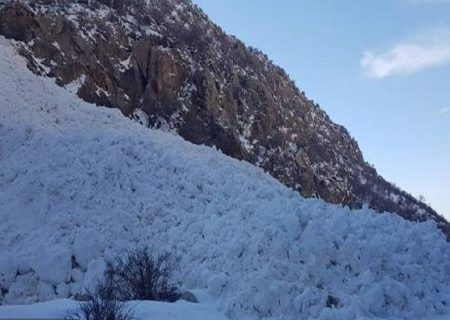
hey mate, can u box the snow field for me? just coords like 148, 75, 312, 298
0, 293, 228, 320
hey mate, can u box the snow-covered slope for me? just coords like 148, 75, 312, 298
0, 36, 450, 320
1, 1, 445, 231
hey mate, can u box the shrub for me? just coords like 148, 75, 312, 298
67, 278, 134, 320
106, 247, 180, 302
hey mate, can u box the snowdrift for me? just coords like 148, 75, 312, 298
0, 37, 449, 320
0, 295, 228, 320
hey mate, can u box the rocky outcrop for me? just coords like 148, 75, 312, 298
0, 0, 448, 237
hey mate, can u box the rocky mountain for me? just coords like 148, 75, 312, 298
0, 0, 448, 236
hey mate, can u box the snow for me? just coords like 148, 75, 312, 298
118, 55, 132, 71
65, 74, 86, 95
0, 36, 450, 320
0, 293, 228, 320
31, 56, 51, 75
95, 86, 110, 98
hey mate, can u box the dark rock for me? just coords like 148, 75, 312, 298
73, 293, 90, 301
326, 295, 340, 308
179, 291, 198, 303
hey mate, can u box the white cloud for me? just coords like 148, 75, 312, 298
437, 107, 450, 115
407, 0, 450, 3
361, 29, 450, 78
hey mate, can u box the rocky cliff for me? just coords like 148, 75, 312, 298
0, 0, 448, 236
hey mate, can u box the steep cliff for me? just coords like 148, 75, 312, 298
0, 0, 448, 236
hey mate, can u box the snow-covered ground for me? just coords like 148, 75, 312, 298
0, 291, 227, 320
0, 36, 450, 320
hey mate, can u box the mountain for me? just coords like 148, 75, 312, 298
1, 35, 450, 320
0, 0, 448, 237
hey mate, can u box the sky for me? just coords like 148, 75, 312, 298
193, 0, 450, 220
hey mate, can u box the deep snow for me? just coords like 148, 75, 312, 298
0, 291, 228, 320
0, 36, 450, 320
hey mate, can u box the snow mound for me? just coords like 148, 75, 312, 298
0, 37, 449, 320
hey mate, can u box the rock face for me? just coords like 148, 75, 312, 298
0, 0, 448, 236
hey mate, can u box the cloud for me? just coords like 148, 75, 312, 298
437, 107, 450, 115
407, 0, 450, 3
361, 29, 450, 78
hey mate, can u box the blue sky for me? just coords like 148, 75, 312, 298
193, 0, 450, 219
